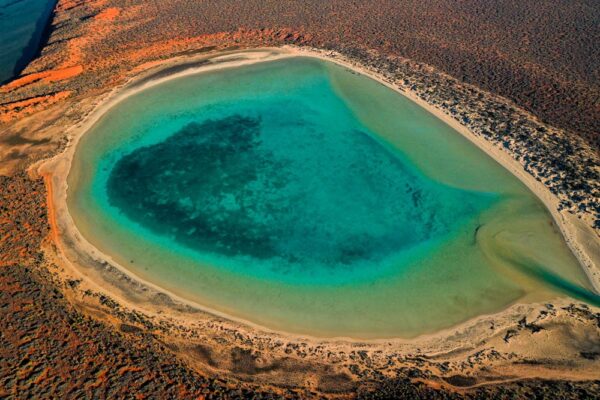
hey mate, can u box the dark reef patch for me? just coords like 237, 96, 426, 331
106, 113, 483, 271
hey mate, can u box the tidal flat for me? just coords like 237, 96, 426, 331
62, 53, 598, 339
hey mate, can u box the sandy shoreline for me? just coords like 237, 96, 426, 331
36, 46, 600, 348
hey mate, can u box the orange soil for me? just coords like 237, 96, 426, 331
0, 0, 307, 123
121, 28, 309, 68
0, 91, 71, 123
41, 173, 60, 245
56, 0, 107, 12
1, 66, 83, 93
96, 7, 120, 21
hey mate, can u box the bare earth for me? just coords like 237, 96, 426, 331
1, 0, 599, 398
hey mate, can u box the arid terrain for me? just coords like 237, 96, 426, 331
0, 0, 599, 398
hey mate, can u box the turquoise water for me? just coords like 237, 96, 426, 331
104, 82, 493, 284
0, 0, 55, 84
68, 57, 598, 338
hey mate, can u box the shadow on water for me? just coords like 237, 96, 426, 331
475, 224, 600, 306
521, 262, 600, 307
0, 0, 57, 85
499, 249, 600, 307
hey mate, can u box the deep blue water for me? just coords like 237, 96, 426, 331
0, 0, 56, 84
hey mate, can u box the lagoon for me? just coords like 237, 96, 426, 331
67, 56, 596, 338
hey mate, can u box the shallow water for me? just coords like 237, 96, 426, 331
68, 57, 596, 338
0, 0, 55, 84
